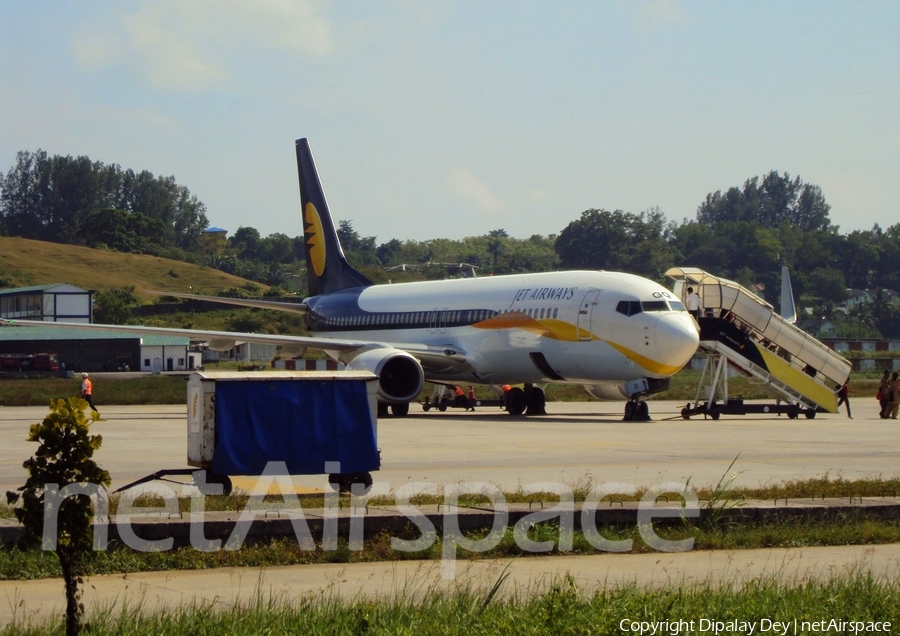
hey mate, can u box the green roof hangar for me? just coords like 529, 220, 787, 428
0, 325, 196, 374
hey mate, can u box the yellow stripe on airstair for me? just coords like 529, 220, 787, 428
757, 346, 839, 413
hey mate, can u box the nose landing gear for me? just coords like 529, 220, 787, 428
623, 399, 650, 422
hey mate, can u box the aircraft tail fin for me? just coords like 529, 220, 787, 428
295, 138, 373, 296
780, 265, 797, 324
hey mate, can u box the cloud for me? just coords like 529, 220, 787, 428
528, 188, 552, 203
446, 168, 506, 214
641, 0, 686, 25
71, 0, 335, 91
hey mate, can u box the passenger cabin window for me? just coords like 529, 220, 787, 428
615, 300, 643, 316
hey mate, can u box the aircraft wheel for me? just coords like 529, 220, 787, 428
391, 402, 410, 417
505, 387, 526, 415
624, 401, 636, 421
377, 402, 390, 418
637, 401, 650, 420
526, 386, 547, 415
805, 409, 816, 419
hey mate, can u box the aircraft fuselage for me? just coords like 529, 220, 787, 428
305, 270, 698, 386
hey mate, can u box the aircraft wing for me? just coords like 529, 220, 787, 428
146, 290, 308, 315
1, 319, 472, 373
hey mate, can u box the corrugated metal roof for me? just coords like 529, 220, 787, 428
0, 325, 188, 345
0, 283, 89, 296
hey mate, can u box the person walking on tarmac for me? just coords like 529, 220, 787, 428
889, 372, 900, 420
836, 378, 852, 419
80, 372, 99, 416
879, 369, 890, 418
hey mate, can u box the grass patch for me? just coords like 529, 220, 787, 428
0, 375, 187, 407
3, 516, 900, 581
0, 369, 884, 407
2, 569, 899, 635
2, 499, 899, 581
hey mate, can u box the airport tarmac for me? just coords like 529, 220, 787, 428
2, 398, 899, 627
1, 398, 897, 495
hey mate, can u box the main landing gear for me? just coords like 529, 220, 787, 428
418, 383, 547, 416
623, 399, 650, 422
378, 402, 411, 417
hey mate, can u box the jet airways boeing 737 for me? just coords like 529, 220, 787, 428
5, 138, 699, 421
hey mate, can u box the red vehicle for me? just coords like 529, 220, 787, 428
0, 352, 60, 375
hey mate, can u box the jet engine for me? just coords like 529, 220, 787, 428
583, 377, 671, 401
345, 347, 425, 404
583, 383, 630, 401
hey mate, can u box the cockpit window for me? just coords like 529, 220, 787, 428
669, 300, 686, 311
641, 301, 670, 312
616, 300, 643, 317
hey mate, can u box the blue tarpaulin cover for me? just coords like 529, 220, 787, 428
210, 379, 378, 475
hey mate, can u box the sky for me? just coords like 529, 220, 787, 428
1, 1, 897, 243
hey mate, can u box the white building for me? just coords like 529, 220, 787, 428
0, 283, 93, 322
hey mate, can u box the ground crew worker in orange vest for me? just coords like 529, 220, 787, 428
80, 372, 99, 416
453, 385, 474, 411
500, 384, 512, 409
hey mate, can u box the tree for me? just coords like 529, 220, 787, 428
6, 399, 110, 636
555, 209, 634, 271
697, 171, 831, 232
93, 286, 139, 324
0, 150, 208, 250
847, 302, 876, 338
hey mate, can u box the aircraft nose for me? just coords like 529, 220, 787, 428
654, 314, 700, 371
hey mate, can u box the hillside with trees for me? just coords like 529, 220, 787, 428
2, 151, 899, 338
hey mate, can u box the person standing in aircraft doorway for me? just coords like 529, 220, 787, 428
686, 287, 702, 321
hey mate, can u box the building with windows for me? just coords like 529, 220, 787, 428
202, 227, 228, 254
0, 284, 93, 322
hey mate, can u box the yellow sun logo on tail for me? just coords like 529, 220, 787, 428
305, 202, 326, 276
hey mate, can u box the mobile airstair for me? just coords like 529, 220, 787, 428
666, 267, 851, 419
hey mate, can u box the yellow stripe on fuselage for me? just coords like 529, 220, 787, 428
473, 317, 681, 377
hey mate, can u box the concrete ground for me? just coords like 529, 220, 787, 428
1, 398, 896, 495
1, 397, 898, 627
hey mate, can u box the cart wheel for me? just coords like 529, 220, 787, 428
805, 410, 816, 419
711, 412, 720, 420
200, 472, 233, 497
328, 472, 373, 494
681, 407, 691, 419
